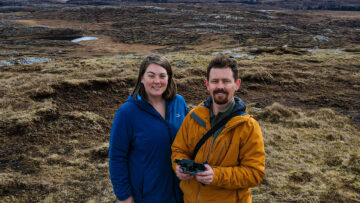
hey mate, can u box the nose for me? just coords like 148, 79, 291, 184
217, 81, 225, 89
154, 76, 161, 83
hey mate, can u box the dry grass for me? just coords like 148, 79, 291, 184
248, 103, 360, 202
1, 49, 360, 202
1, 4, 360, 202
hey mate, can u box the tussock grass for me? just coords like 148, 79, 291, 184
249, 103, 360, 202
249, 47, 309, 56
344, 47, 360, 52
1, 51, 360, 202
240, 67, 274, 84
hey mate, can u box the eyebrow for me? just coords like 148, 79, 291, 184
210, 78, 232, 81
146, 71, 167, 75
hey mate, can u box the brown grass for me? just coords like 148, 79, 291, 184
1, 51, 359, 202
1, 4, 360, 202
249, 103, 360, 202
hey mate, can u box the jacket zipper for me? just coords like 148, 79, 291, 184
141, 101, 179, 203
196, 185, 202, 203
196, 122, 244, 202
214, 141, 226, 164
205, 136, 213, 162
163, 118, 180, 203
164, 119, 173, 143
197, 136, 213, 203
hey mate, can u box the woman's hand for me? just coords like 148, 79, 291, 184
118, 196, 134, 203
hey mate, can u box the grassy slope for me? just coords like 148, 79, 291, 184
1, 50, 359, 202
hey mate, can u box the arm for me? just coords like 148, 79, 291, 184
209, 119, 265, 189
109, 108, 133, 201
171, 114, 195, 175
117, 196, 134, 203
183, 97, 189, 115
171, 114, 193, 169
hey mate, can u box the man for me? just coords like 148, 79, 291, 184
171, 55, 265, 203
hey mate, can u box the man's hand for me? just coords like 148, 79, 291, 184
118, 196, 134, 203
195, 164, 214, 185
176, 165, 194, 180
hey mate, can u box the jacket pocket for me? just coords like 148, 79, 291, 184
236, 188, 251, 203
141, 171, 157, 198
180, 180, 197, 203
129, 168, 144, 200
201, 185, 237, 202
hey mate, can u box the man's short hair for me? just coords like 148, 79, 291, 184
206, 55, 238, 81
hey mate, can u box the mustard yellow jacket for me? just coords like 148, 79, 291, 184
171, 97, 265, 203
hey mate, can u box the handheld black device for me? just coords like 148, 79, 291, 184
174, 159, 206, 175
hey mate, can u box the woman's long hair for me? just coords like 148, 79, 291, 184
132, 54, 177, 101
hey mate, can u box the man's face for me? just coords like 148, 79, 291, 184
205, 67, 241, 106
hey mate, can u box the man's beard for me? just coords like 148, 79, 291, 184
213, 89, 229, 105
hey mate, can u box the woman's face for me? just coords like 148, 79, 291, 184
141, 63, 169, 99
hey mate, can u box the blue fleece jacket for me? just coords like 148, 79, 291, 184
109, 94, 188, 203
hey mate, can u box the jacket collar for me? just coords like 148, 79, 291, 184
127, 94, 174, 120
127, 94, 162, 118
202, 96, 247, 113
191, 96, 248, 129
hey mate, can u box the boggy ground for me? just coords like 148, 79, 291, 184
1, 3, 360, 203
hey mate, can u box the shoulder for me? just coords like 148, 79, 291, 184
229, 114, 260, 128
115, 100, 139, 118
185, 104, 209, 125
172, 94, 186, 103
236, 115, 261, 133
118, 100, 135, 111
247, 116, 261, 128
191, 101, 209, 116
168, 94, 188, 110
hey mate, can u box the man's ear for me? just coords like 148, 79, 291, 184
235, 79, 241, 90
204, 79, 210, 91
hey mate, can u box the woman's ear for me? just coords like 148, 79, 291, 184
141, 76, 144, 84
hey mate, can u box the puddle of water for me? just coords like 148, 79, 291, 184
211, 49, 258, 60
212, 50, 233, 55
116, 54, 142, 59
71, 36, 99, 43
0, 57, 52, 67
230, 53, 257, 59
18, 57, 52, 65
0, 60, 13, 67
303, 47, 344, 54
312, 35, 329, 42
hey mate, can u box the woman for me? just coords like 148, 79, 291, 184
109, 55, 188, 203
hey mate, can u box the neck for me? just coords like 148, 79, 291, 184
147, 95, 166, 119
212, 100, 231, 116
147, 95, 165, 106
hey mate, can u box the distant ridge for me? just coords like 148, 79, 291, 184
0, 0, 360, 11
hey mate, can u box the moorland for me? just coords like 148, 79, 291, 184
0, 1, 360, 202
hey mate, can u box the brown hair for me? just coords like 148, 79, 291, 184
206, 55, 238, 81
132, 54, 177, 101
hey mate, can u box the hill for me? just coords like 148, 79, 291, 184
1, 0, 360, 10
1, 3, 360, 202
